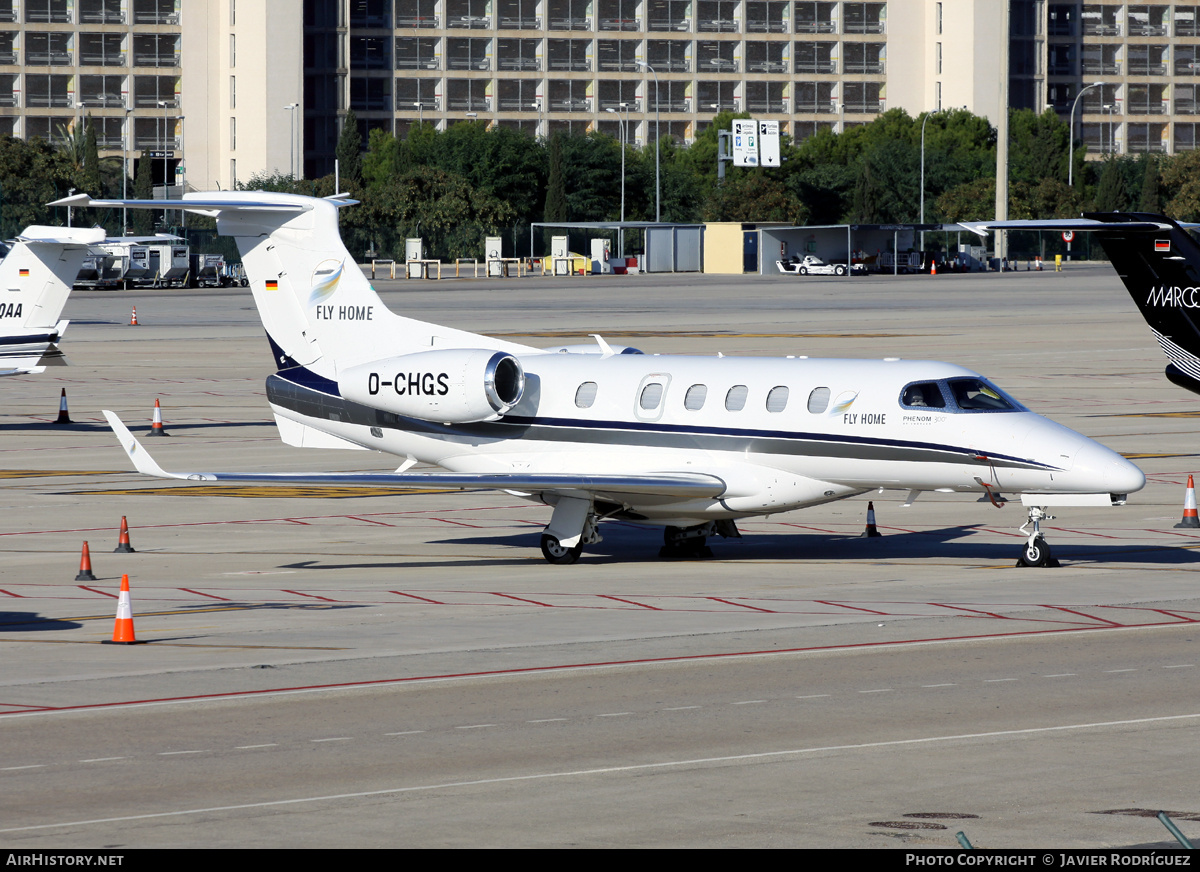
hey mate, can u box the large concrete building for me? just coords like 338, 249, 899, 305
0, 1, 1197, 193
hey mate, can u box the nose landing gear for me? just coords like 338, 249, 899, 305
1017, 505, 1060, 568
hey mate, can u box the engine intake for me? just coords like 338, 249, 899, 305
340, 349, 524, 423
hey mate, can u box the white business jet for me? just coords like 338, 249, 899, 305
0, 225, 105, 376
54, 192, 1144, 566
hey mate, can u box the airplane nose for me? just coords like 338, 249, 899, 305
1072, 441, 1146, 496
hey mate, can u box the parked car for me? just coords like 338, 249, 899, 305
776, 255, 864, 276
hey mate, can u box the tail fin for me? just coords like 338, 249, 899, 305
962, 213, 1200, 396
1079, 213, 1200, 396
49, 192, 534, 380
0, 225, 104, 340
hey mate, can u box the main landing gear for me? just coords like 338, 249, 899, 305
1017, 505, 1060, 568
540, 533, 584, 565
659, 520, 741, 560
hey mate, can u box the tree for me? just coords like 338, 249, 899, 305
335, 109, 362, 187
1162, 150, 1200, 221
543, 132, 567, 222
130, 151, 155, 234
1093, 158, 1129, 212
704, 172, 806, 224
1138, 156, 1161, 213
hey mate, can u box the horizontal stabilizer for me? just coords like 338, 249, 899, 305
13, 225, 106, 245
960, 218, 1173, 237
103, 411, 727, 498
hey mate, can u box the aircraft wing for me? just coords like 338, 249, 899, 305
959, 218, 1174, 237
102, 412, 727, 498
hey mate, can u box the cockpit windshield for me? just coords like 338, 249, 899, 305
900, 378, 1024, 413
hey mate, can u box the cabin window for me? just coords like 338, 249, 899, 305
725, 385, 748, 411
640, 382, 664, 410
684, 384, 707, 410
807, 387, 830, 413
766, 386, 789, 413
900, 381, 946, 409
575, 381, 597, 408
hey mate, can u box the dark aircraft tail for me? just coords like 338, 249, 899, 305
964, 213, 1200, 396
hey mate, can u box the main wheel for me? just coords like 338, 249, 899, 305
540, 533, 582, 565
1019, 538, 1052, 567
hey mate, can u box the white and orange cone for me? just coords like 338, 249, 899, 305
114, 516, 135, 553
1176, 475, 1200, 529
930, 259, 937, 276
106, 574, 138, 645
860, 501, 883, 538
54, 388, 71, 425
129, 306, 139, 326
74, 541, 96, 581
147, 398, 168, 437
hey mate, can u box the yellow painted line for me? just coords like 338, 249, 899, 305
1104, 411, 1200, 419
67, 486, 456, 499
1123, 453, 1200, 459
0, 638, 349, 649
492, 330, 932, 340
0, 470, 123, 479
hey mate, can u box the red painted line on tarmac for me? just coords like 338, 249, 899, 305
179, 588, 230, 601
598, 595, 661, 610
78, 585, 116, 599
9, 619, 1197, 718
389, 591, 446, 604
433, 518, 486, 528
778, 523, 842, 534
1038, 605, 1123, 627
932, 603, 1021, 620
0, 589, 24, 598
1099, 605, 1200, 622
348, 516, 395, 527
705, 597, 776, 613
281, 590, 342, 602
490, 592, 552, 607
813, 600, 890, 615
282, 519, 311, 525
1053, 527, 1122, 540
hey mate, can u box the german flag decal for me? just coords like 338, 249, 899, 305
18, 268, 28, 276
265, 280, 278, 290
1156, 239, 1171, 252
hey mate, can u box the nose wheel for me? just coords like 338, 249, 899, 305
1017, 506, 1060, 568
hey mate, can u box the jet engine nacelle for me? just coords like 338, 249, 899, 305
340, 349, 525, 423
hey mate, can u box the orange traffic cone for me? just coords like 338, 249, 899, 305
114, 516, 136, 553
105, 574, 138, 645
129, 306, 139, 326
74, 541, 96, 581
930, 260, 937, 276
1176, 475, 1200, 529
54, 388, 71, 425
147, 398, 168, 437
860, 501, 883, 538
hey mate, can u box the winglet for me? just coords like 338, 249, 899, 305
102, 410, 185, 480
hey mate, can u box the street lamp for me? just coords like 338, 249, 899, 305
1068, 82, 1103, 188
635, 60, 660, 222
122, 106, 132, 235
157, 99, 171, 228
1104, 104, 1114, 154
919, 110, 940, 251
284, 102, 299, 178
413, 100, 423, 127
606, 102, 629, 257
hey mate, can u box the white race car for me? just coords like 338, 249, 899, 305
776, 255, 862, 276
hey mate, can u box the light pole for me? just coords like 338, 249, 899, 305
635, 60, 660, 222
284, 102, 298, 178
606, 102, 629, 257
413, 100, 423, 128
122, 106, 132, 235
157, 99, 170, 229
1068, 82, 1103, 188
919, 110, 939, 251
1104, 103, 1114, 154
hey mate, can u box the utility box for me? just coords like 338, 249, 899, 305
406, 238, 425, 278
590, 238, 612, 274
485, 236, 503, 277
551, 235, 570, 275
